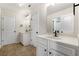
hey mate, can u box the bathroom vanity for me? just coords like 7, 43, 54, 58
20, 32, 31, 46
36, 34, 79, 56
35, 5, 79, 56
35, 12, 79, 56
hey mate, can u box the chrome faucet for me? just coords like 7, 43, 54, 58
54, 30, 58, 37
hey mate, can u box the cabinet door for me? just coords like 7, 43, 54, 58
22, 32, 31, 46
36, 45, 48, 56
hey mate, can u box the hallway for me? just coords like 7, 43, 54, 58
0, 43, 36, 56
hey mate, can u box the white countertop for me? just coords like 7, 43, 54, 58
37, 34, 79, 47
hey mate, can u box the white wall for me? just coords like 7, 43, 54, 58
62, 14, 74, 35
15, 9, 31, 43
15, 9, 31, 33
47, 7, 74, 36
48, 7, 73, 17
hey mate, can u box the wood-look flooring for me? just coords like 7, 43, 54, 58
0, 43, 36, 56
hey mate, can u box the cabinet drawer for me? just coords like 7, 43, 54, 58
37, 37, 48, 46
49, 41, 75, 56
49, 49, 65, 56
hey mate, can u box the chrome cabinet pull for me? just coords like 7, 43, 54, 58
49, 52, 52, 54
44, 49, 47, 52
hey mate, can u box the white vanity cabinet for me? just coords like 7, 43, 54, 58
36, 43, 48, 56
36, 37, 48, 56
20, 32, 31, 46
48, 39, 76, 56
48, 49, 65, 56
36, 37, 64, 56
36, 36, 76, 56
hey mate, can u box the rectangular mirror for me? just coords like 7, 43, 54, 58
47, 3, 74, 36
52, 14, 74, 35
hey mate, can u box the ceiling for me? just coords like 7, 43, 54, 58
0, 3, 31, 10
47, 3, 73, 15
0, 3, 73, 15
0, 3, 44, 11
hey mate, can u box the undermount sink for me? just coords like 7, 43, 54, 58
46, 35, 53, 38
45, 35, 61, 39
53, 36, 61, 39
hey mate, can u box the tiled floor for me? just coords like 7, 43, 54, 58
0, 43, 36, 56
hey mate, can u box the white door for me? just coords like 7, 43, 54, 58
2, 16, 16, 46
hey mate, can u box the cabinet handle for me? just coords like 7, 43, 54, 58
44, 49, 47, 52
49, 52, 52, 54
14, 30, 16, 32
36, 32, 38, 34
